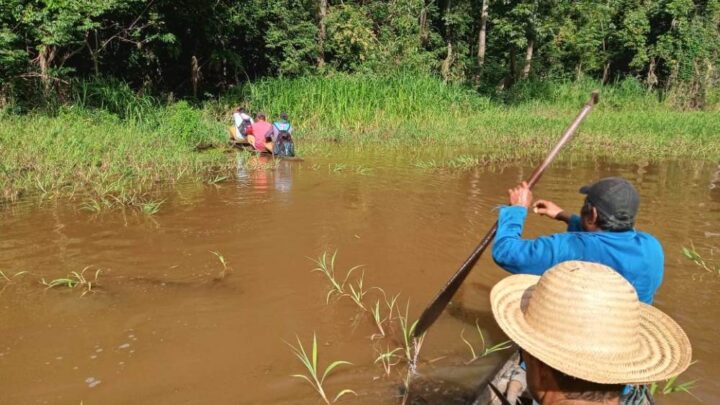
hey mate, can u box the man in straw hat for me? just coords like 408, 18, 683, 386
492, 177, 663, 304
479, 261, 691, 405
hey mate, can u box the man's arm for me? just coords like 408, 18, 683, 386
533, 199, 584, 232
492, 206, 561, 274
493, 182, 583, 274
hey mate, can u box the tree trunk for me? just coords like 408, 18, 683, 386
646, 58, 658, 89
441, 0, 453, 81
477, 0, 489, 67
441, 42, 453, 82
38, 45, 57, 96
191, 55, 201, 98
602, 62, 611, 84
89, 30, 100, 76
317, 0, 327, 68
510, 51, 516, 81
419, 0, 430, 45
521, 39, 534, 79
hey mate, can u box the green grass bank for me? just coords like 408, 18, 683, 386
1, 73, 719, 207
231, 74, 720, 160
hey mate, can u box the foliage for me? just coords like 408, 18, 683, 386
460, 319, 512, 364
285, 333, 357, 404
1, 0, 719, 108
2, 73, 720, 208
0, 104, 230, 207
41, 266, 102, 296
649, 375, 697, 397
682, 243, 718, 274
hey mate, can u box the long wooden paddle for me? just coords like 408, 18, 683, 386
412, 90, 600, 339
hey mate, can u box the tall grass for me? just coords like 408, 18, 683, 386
0, 104, 230, 206
219, 72, 720, 160
2, 73, 719, 207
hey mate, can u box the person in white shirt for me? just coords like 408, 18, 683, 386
229, 107, 254, 143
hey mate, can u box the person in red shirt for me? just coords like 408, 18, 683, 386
248, 112, 273, 153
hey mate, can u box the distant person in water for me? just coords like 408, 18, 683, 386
249, 112, 274, 153
272, 112, 295, 157
492, 176, 663, 304
229, 107, 254, 143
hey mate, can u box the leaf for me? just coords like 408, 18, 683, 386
321, 360, 352, 383
312, 333, 318, 375
333, 389, 357, 402
460, 329, 477, 360
291, 374, 315, 387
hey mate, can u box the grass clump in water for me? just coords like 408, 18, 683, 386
210, 250, 232, 280
0, 105, 231, 209
285, 333, 357, 404
41, 266, 102, 295
460, 319, 512, 365
649, 374, 697, 398
682, 243, 718, 274
0, 270, 29, 284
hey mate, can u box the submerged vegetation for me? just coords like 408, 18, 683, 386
299, 250, 699, 402
286, 333, 357, 404
650, 369, 698, 399
298, 251, 508, 402
41, 267, 102, 295
460, 320, 512, 365
0, 101, 231, 207
683, 243, 719, 274
211, 251, 232, 280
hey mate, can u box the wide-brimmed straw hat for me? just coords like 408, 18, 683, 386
490, 261, 692, 384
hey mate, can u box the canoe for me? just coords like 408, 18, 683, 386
230, 141, 304, 161
471, 351, 533, 405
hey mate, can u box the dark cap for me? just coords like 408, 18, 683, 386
280, 112, 288, 120
579, 177, 639, 223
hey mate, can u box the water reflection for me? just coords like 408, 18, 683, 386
235, 154, 294, 195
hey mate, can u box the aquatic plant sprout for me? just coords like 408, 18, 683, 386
397, 301, 425, 368
310, 251, 363, 304
41, 267, 101, 296
141, 200, 165, 215
345, 271, 370, 311
460, 319, 512, 364
285, 333, 357, 404
682, 243, 718, 274
0, 270, 28, 283
210, 251, 231, 280
649, 372, 697, 399
374, 345, 403, 377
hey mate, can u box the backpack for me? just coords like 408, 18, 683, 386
239, 119, 252, 136
273, 122, 295, 157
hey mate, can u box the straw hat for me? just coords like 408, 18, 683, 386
490, 261, 692, 384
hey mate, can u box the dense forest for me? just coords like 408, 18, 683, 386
1, 0, 719, 109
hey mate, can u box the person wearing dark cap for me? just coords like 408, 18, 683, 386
492, 177, 663, 304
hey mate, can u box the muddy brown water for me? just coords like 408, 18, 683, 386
0, 152, 718, 404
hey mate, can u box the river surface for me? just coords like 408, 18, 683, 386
0, 151, 718, 404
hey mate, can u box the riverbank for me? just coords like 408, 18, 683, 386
2, 74, 719, 208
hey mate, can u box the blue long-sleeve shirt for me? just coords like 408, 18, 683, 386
492, 206, 663, 304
